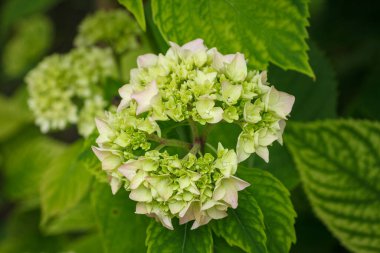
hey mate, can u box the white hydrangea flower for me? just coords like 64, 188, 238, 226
92, 39, 295, 229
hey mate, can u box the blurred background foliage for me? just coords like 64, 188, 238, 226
0, 0, 379, 252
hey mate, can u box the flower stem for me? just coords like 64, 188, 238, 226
188, 119, 199, 143
148, 134, 192, 150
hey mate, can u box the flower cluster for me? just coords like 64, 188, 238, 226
92, 39, 294, 229
118, 39, 295, 162
26, 47, 117, 136
74, 10, 142, 54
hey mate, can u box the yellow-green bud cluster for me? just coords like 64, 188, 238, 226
93, 39, 294, 229
26, 47, 117, 136
74, 10, 142, 54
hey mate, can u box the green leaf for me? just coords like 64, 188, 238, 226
213, 235, 245, 253
286, 120, 380, 253
118, 0, 146, 31
146, 219, 213, 253
1, 130, 65, 202
151, 0, 314, 77
0, 209, 65, 253
92, 183, 149, 253
238, 167, 297, 253
244, 142, 299, 190
42, 199, 96, 235
269, 43, 337, 121
211, 167, 296, 253
211, 190, 267, 253
64, 234, 103, 253
40, 141, 92, 226
0, 92, 32, 142
0, 0, 61, 39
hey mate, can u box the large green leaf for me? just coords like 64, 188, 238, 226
245, 142, 299, 191
146, 220, 213, 253
0, 92, 32, 142
92, 183, 149, 253
1, 130, 65, 202
0, 209, 65, 253
40, 141, 92, 226
211, 190, 267, 253
64, 234, 103, 253
211, 167, 296, 253
238, 167, 297, 253
151, 0, 314, 78
0, 0, 60, 39
269, 43, 337, 121
42, 199, 96, 235
248, 43, 337, 189
118, 0, 146, 30
286, 120, 380, 253
213, 235, 245, 253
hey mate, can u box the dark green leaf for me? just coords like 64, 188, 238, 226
213, 234, 245, 253
0, 209, 65, 253
151, 0, 314, 77
0, 92, 32, 142
269, 43, 337, 121
146, 219, 213, 253
0, 0, 60, 39
40, 141, 92, 226
118, 0, 146, 30
211, 190, 267, 253
1, 129, 65, 202
42, 199, 96, 235
92, 183, 149, 253
238, 167, 297, 253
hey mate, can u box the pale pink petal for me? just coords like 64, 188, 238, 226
160, 215, 174, 230
201, 200, 217, 211
181, 39, 206, 51
135, 202, 148, 214
231, 176, 251, 191
206, 208, 228, 219
110, 176, 121, 195
129, 185, 152, 202
191, 216, 211, 230
137, 54, 158, 68
277, 120, 286, 145
212, 184, 226, 201
95, 118, 112, 136
223, 189, 238, 209
131, 80, 159, 115
223, 54, 235, 63
91, 146, 107, 161
208, 107, 224, 124
256, 146, 269, 163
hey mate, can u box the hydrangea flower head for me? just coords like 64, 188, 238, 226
26, 47, 117, 136
93, 39, 295, 229
75, 10, 142, 54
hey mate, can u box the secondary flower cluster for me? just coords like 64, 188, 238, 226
93, 39, 295, 229
26, 10, 143, 137
26, 47, 116, 136
74, 10, 142, 54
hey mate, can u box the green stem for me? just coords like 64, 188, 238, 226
189, 142, 201, 155
148, 134, 192, 150
205, 142, 218, 155
188, 119, 199, 143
